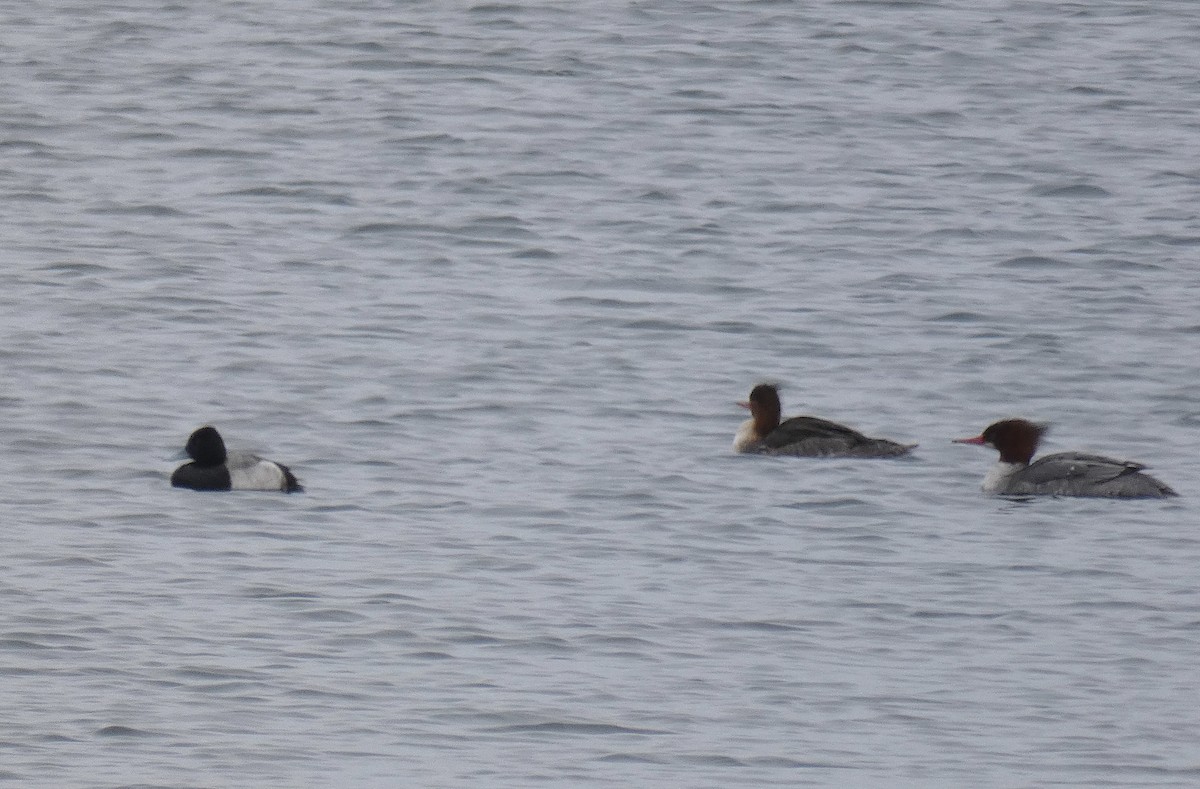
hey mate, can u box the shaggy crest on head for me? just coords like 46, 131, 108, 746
979, 418, 1046, 465
743, 383, 784, 436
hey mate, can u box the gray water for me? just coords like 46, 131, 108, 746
3, 1, 1199, 786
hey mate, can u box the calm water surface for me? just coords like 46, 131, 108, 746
2, 1, 1200, 786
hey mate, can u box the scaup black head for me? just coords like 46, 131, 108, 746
185, 426, 227, 467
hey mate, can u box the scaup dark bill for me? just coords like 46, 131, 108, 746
171, 426, 302, 493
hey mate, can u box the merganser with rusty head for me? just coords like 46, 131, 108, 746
733, 383, 916, 458
953, 418, 1176, 498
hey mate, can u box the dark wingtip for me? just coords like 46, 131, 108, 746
281, 464, 303, 493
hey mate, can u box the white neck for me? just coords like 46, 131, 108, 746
733, 418, 759, 453
982, 461, 1024, 493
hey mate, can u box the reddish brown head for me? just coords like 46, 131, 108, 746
953, 418, 1045, 465
738, 383, 783, 438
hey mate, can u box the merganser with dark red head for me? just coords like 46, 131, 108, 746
953, 418, 1176, 498
733, 383, 916, 458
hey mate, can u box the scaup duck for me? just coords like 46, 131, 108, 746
171, 426, 302, 493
